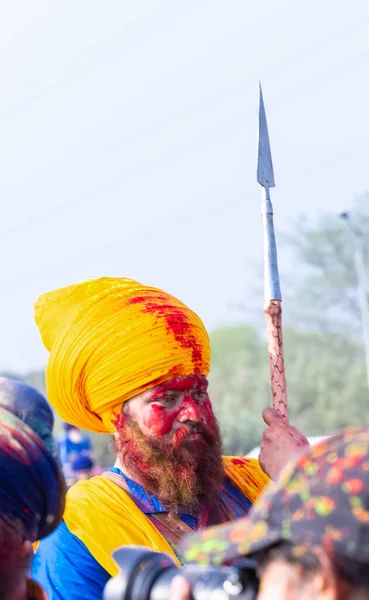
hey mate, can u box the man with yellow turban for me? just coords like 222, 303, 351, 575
31, 277, 309, 599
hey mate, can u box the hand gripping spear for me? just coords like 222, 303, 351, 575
257, 83, 288, 421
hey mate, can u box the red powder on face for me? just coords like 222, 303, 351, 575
143, 377, 216, 440
143, 403, 177, 436
198, 397, 215, 429
127, 293, 204, 370
112, 412, 125, 430
179, 397, 203, 422
149, 375, 206, 397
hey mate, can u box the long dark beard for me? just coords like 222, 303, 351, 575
113, 415, 224, 512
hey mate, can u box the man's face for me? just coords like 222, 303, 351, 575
170, 556, 348, 600
67, 427, 82, 444
257, 558, 337, 600
0, 519, 32, 599
125, 374, 215, 444
113, 375, 223, 509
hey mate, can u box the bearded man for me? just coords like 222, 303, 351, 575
31, 277, 308, 599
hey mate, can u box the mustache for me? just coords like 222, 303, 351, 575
172, 422, 216, 445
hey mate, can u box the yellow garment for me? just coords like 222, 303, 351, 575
34, 277, 210, 433
63, 457, 269, 576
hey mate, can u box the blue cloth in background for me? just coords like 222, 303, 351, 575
57, 433, 92, 467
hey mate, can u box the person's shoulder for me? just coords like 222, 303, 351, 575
223, 455, 266, 472
223, 456, 270, 504
66, 474, 112, 502
32, 521, 110, 599
65, 474, 132, 523
33, 520, 85, 558
32, 521, 89, 584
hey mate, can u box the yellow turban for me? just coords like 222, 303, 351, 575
34, 277, 210, 433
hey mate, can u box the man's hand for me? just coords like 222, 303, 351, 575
170, 575, 192, 600
259, 407, 310, 481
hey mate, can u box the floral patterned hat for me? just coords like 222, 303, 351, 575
180, 426, 369, 566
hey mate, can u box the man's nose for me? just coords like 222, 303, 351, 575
177, 397, 202, 422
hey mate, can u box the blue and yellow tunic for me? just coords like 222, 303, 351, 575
32, 457, 268, 600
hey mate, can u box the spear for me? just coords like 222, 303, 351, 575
257, 83, 288, 421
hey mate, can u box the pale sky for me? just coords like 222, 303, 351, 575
0, 0, 368, 372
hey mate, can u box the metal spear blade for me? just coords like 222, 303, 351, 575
256, 82, 288, 420
257, 83, 275, 189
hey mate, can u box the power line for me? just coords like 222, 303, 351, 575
2, 46, 369, 290
2, 13, 369, 203
0, 105, 254, 241
1, 0, 300, 116
0, 0, 200, 118
1, 42, 368, 242
268, 49, 369, 113
0, 177, 231, 291
2, 9, 367, 116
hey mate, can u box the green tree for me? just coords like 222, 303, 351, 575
283, 194, 369, 336
9, 197, 369, 461
15, 328, 369, 459
209, 325, 269, 453
209, 324, 368, 455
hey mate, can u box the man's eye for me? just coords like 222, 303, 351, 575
162, 396, 177, 405
194, 391, 208, 401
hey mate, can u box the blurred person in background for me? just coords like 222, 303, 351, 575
32, 277, 308, 599
57, 422, 93, 473
62, 463, 76, 489
172, 425, 369, 600
0, 377, 58, 462
0, 407, 65, 600
72, 455, 95, 481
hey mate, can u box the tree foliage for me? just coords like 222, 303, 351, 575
209, 325, 368, 454
283, 194, 369, 335
4, 195, 369, 460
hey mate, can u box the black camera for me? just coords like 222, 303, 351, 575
103, 546, 259, 600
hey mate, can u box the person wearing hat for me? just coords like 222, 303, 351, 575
0, 376, 58, 462
172, 425, 369, 600
31, 276, 308, 599
0, 407, 65, 600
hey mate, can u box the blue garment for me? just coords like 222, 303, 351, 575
32, 469, 252, 600
57, 434, 92, 467
32, 522, 110, 599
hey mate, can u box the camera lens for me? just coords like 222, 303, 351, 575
104, 546, 258, 600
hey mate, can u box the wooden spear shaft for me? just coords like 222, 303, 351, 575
257, 84, 288, 421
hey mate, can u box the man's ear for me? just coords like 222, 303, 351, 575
112, 407, 127, 432
21, 540, 33, 558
